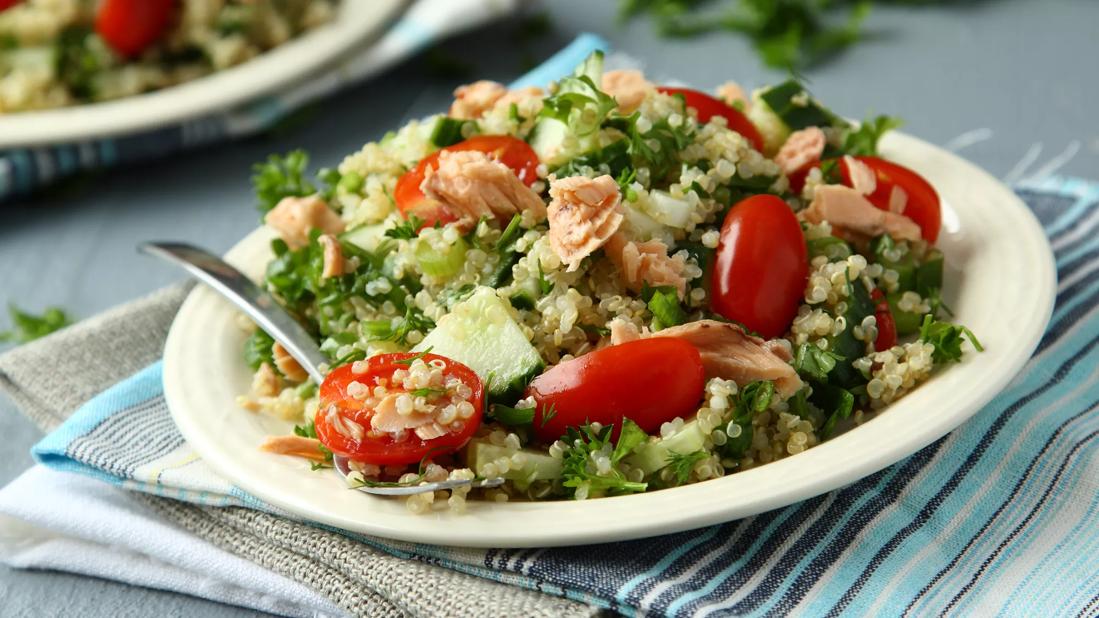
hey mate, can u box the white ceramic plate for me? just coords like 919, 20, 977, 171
162, 131, 1055, 548
0, 0, 407, 148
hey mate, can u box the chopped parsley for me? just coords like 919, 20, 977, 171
0, 305, 73, 344
394, 347, 433, 366
560, 420, 649, 498
252, 150, 316, 214
495, 214, 523, 251
919, 315, 983, 364
243, 329, 276, 371
839, 114, 904, 157
385, 215, 425, 240
793, 343, 842, 382
490, 403, 536, 426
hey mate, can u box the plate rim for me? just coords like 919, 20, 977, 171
162, 130, 1056, 548
0, 0, 408, 148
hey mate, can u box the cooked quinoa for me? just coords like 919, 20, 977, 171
246, 53, 982, 512
0, 0, 334, 112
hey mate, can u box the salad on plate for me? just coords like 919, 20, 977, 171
238, 52, 982, 513
0, 0, 335, 112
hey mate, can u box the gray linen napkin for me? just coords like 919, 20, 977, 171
0, 284, 594, 618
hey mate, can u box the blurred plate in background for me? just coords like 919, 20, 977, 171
0, 0, 407, 148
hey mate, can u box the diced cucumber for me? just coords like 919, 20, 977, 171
807, 236, 853, 261
415, 236, 468, 277
465, 440, 562, 485
621, 203, 673, 245
871, 234, 918, 292
887, 292, 924, 336
916, 249, 944, 297
643, 190, 693, 229
413, 286, 543, 401
341, 224, 387, 252
747, 90, 792, 156
624, 419, 708, 475
529, 117, 572, 167
758, 80, 842, 131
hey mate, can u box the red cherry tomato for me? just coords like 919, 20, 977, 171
657, 87, 764, 152
316, 353, 484, 465
710, 194, 808, 340
394, 135, 540, 229
871, 289, 897, 351
526, 338, 705, 442
0, 0, 23, 12
840, 156, 942, 244
96, 0, 175, 57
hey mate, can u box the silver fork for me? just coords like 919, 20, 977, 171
139, 241, 505, 496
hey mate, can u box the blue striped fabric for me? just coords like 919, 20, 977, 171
30, 177, 1099, 616
0, 0, 521, 203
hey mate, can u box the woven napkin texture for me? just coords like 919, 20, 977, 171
1, 177, 1097, 616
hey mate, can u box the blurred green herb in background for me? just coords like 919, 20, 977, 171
0, 305, 73, 344
619, 0, 879, 69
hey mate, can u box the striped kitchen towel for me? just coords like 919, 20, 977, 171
22, 174, 1099, 617
0, 0, 518, 203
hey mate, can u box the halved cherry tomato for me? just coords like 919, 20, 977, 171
316, 353, 484, 465
657, 87, 764, 152
710, 195, 808, 340
96, 0, 175, 57
526, 338, 705, 442
840, 155, 942, 244
394, 135, 540, 229
871, 289, 897, 351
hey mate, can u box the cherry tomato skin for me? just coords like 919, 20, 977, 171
840, 156, 942, 244
871, 289, 897, 352
526, 338, 705, 442
657, 87, 764, 152
96, 0, 175, 57
710, 195, 809, 340
394, 135, 540, 228
316, 353, 484, 465
0, 0, 22, 12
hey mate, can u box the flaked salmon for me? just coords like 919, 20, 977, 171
449, 80, 507, 119
421, 150, 546, 225
318, 233, 344, 279
654, 320, 803, 398
265, 195, 345, 250
547, 175, 624, 271
715, 81, 749, 109
272, 342, 308, 383
775, 127, 826, 177
803, 184, 921, 242
370, 393, 435, 433
602, 69, 653, 114
604, 232, 687, 298
843, 155, 877, 196
260, 435, 328, 462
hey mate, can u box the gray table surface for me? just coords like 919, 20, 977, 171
1, 1, 1096, 615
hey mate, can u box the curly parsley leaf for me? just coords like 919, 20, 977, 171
666, 449, 709, 485
385, 215, 424, 240
919, 315, 983, 364
0, 305, 73, 344
243, 329, 276, 371
840, 114, 904, 157
252, 150, 316, 214
560, 421, 648, 498
793, 343, 843, 382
